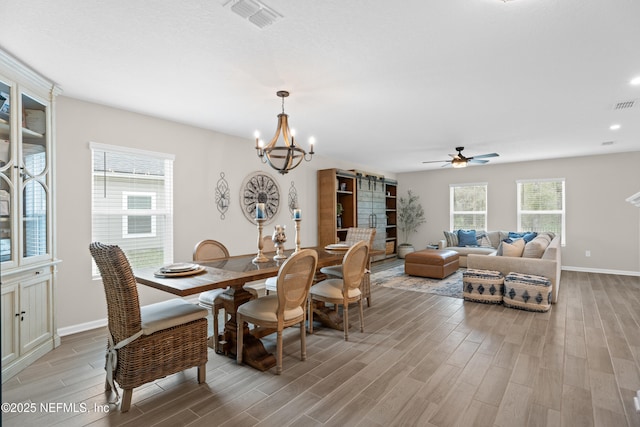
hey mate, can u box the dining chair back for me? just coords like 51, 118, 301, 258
320, 227, 376, 306
309, 240, 369, 341
193, 239, 230, 353
237, 249, 318, 374
193, 239, 229, 261
89, 242, 208, 412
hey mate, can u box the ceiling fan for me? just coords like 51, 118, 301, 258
422, 146, 499, 168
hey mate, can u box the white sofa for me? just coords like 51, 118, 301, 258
467, 235, 562, 303
439, 230, 562, 303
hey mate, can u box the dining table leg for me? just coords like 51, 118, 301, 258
216, 286, 277, 371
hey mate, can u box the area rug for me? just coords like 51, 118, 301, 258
370, 265, 463, 299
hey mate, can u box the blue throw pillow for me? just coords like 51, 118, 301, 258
509, 231, 537, 243
458, 229, 477, 247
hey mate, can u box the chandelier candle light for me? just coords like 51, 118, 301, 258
255, 90, 314, 174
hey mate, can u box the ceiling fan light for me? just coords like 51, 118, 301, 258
452, 159, 467, 168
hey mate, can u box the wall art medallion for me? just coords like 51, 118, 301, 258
240, 171, 280, 224
215, 172, 230, 220
288, 181, 299, 215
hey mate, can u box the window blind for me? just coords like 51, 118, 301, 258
517, 178, 565, 243
450, 183, 487, 230
90, 142, 174, 276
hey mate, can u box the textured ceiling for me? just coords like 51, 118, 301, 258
1, 0, 639, 172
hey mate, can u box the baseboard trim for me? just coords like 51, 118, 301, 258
57, 318, 107, 337
562, 266, 640, 277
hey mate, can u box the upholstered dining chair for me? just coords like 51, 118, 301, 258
236, 249, 318, 374
319, 227, 376, 306
89, 242, 208, 412
193, 239, 230, 352
309, 240, 369, 341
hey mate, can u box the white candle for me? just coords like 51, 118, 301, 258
256, 203, 266, 219
293, 208, 302, 220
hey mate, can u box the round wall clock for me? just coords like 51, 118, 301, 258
240, 172, 281, 224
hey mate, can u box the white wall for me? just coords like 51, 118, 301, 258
55, 96, 394, 331
398, 152, 640, 274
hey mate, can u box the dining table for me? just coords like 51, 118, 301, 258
134, 246, 351, 371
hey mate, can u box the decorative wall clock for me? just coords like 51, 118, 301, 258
240, 171, 280, 224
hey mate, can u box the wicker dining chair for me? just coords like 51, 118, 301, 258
89, 242, 208, 412
319, 227, 376, 306
193, 239, 230, 352
309, 240, 369, 341
237, 249, 318, 374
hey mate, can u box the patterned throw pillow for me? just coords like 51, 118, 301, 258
476, 231, 492, 247
443, 230, 458, 247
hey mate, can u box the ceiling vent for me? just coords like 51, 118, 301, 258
613, 99, 636, 110
220, 0, 282, 29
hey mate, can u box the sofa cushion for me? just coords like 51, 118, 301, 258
498, 238, 525, 257
522, 235, 550, 258
443, 230, 458, 247
486, 231, 502, 249
458, 229, 478, 246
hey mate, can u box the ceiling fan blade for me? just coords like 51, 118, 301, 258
470, 153, 499, 159
468, 159, 489, 164
422, 159, 450, 164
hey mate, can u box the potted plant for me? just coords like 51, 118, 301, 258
336, 202, 344, 228
397, 190, 426, 258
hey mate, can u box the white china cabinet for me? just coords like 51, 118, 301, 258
1, 49, 61, 381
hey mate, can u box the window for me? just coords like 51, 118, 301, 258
517, 178, 565, 243
122, 192, 156, 238
450, 183, 487, 230
91, 142, 174, 276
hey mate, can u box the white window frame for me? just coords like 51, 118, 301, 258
449, 182, 488, 231
517, 178, 566, 244
90, 142, 174, 277
122, 191, 157, 238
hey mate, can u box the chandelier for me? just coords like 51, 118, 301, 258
255, 90, 314, 174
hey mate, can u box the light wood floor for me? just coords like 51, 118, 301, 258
2, 266, 640, 427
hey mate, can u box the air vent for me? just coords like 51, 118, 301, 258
601, 141, 615, 146
221, 0, 282, 28
613, 100, 636, 110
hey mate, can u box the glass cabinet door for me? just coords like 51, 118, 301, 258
0, 80, 13, 263
21, 93, 48, 259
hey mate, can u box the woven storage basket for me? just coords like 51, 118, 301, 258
385, 241, 395, 255
462, 268, 504, 304
503, 272, 552, 312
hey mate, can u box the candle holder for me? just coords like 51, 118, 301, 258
294, 218, 302, 252
253, 218, 269, 263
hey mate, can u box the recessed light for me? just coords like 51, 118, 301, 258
610, 124, 621, 130
631, 76, 640, 86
